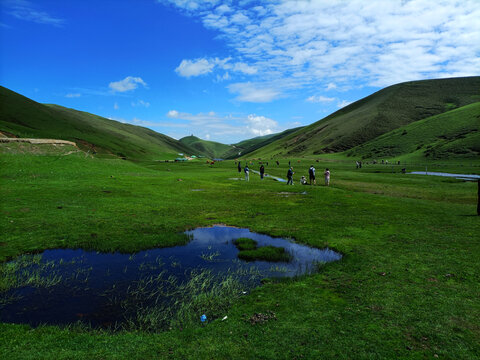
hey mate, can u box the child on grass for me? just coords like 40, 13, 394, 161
324, 168, 330, 186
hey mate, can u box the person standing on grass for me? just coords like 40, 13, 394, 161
309, 165, 316, 185
244, 165, 250, 181
324, 168, 330, 186
287, 167, 294, 185
238, 161, 241, 173
260, 164, 265, 180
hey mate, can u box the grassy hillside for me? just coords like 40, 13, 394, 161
179, 128, 304, 159
347, 102, 480, 161
179, 135, 234, 159
0, 86, 194, 160
233, 127, 303, 157
247, 77, 480, 158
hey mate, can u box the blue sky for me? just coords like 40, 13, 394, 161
1, 0, 479, 144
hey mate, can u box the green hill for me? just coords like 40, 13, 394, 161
0, 86, 194, 160
232, 127, 303, 157
247, 77, 480, 158
179, 135, 235, 159
179, 127, 303, 159
347, 102, 480, 161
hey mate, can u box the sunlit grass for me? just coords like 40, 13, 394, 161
0, 154, 479, 359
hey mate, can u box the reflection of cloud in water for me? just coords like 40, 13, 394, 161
1, 226, 341, 328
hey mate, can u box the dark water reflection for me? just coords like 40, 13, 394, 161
0, 226, 341, 328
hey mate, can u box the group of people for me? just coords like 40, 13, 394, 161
290, 165, 330, 186
238, 161, 330, 186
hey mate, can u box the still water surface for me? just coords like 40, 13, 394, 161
0, 226, 341, 327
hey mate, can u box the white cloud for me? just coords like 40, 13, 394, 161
175, 57, 259, 80
228, 82, 281, 102
68, 87, 114, 97
114, 102, 119, 110
232, 62, 257, 74
337, 100, 353, 108
216, 72, 231, 82
160, 0, 220, 12
109, 116, 189, 129
246, 114, 278, 136
215, 4, 232, 14
131, 100, 150, 108
175, 58, 216, 77
4, 0, 65, 26
306, 95, 336, 103
65, 93, 81, 98
164, 109, 283, 141
167, 110, 222, 123
326, 83, 337, 91
109, 76, 147, 93
163, 0, 480, 90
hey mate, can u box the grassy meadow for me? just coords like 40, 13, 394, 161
1, 149, 479, 359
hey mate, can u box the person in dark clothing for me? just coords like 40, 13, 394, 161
260, 165, 265, 180
308, 165, 316, 185
238, 161, 241, 173
286, 167, 294, 185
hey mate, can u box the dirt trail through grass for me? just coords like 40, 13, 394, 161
0, 138, 77, 146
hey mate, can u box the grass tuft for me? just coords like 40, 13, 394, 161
233, 238, 258, 250
238, 246, 291, 262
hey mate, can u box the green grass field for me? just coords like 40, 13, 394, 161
1, 150, 479, 359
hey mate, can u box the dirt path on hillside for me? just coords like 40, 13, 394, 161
0, 138, 77, 146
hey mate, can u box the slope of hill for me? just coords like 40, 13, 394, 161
233, 127, 303, 157
179, 127, 304, 159
347, 102, 480, 161
0, 86, 194, 160
179, 135, 234, 159
247, 77, 480, 158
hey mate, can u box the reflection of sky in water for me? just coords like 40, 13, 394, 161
409, 171, 480, 180
0, 226, 341, 328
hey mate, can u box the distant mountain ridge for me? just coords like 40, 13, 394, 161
0, 86, 299, 160
179, 127, 303, 159
2, 76, 479, 161
247, 76, 480, 158
0, 86, 196, 160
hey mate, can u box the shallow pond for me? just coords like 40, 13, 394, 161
250, 169, 287, 182
0, 226, 341, 329
409, 171, 480, 181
